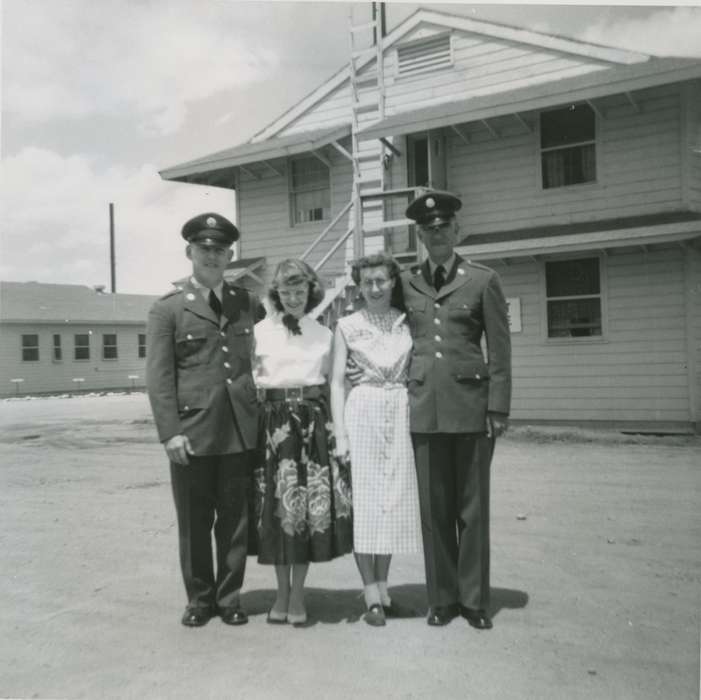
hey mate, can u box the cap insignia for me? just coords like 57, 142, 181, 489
206, 216, 217, 227
426, 197, 435, 208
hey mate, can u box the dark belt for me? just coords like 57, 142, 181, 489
257, 385, 325, 402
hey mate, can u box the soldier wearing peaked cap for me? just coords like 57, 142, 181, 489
401, 190, 512, 630
146, 212, 266, 628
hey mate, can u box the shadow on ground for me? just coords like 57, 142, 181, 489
241, 584, 528, 626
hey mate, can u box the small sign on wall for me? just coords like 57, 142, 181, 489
506, 297, 522, 333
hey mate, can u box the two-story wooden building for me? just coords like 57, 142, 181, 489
0, 282, 157, 396
161, 7, 701, 432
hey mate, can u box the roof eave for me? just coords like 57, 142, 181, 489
160, 124, 351, 182
456, 220, 701, 261
359, 58, 701, 141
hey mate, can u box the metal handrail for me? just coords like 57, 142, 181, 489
300, 200, 353, 262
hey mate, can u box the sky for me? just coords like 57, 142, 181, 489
2, 0, 701, 295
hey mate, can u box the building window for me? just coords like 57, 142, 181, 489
397, 33, 452, 77
74, 334, 90, 360
53, 334, 62, 362
540, 104, 596, 189
21, 334, 39, 361
102, 334, 118, 360
138, 333, 146, 359
290, 156, 330, 225
545, 257, 602, 338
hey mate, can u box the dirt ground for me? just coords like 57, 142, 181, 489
0, 393, 699, 700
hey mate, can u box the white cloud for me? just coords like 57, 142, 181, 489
3, 0, 279, 135
578, 6, 701, 58
0, 148, 238, 293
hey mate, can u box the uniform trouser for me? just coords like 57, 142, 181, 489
170, 452, 253, 611
412, 432, 494, 611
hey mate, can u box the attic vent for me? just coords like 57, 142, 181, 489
397, 33, 452, 77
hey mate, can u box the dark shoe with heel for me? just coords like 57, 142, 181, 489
363, 604, 386, 627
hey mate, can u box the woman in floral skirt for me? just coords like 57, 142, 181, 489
253, 259, 353, 627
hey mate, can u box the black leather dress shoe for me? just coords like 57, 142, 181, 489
426, 605, 458, 626
460, 606, 493, 630
181, 607, 213, 627
220, 607, 249, 626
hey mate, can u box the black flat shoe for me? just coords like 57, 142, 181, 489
460, 606, 493, 630
220, 607, 248, 626
181, 607, 213, 627
363, 604, 386, 627
426, 605, 458, 627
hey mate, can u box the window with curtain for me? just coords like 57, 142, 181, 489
545, 257, 602, 338
540, 104, 596, 189
290, 156, 330, 225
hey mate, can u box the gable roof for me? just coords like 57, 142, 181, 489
160, 7, 659, 185
0, 282, 157, 324
250, 7, 650, 142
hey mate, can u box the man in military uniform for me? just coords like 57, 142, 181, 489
146, 213, 265, 627
402, 191, 511, 629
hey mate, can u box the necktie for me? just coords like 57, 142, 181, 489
433, 265, 446, 292
208, 289, 222, 318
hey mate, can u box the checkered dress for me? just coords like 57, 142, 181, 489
337, 309, 422, 554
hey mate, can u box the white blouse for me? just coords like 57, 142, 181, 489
253, 313, 332, 388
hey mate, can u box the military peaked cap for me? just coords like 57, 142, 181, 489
405, 190, 462, 226
181, 212, 240, 245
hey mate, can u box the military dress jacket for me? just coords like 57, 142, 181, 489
401, 256, 511, 433
146, 279, 266, 456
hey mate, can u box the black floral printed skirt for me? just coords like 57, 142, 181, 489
253, 394, 353, 565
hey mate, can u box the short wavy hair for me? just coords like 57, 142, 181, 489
350, 252, 405, 312
268, 258, 325, 314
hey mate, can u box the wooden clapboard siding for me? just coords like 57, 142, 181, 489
685, 248, 701, 428
273, 24, 612, 140
686, 80, 701, 210
498, 247, 691, 424
238, 150, 353, 285
384, 32, 609, 115
0, 323, 147, 396
447, 84, 684, 233
277, 83, 352, 138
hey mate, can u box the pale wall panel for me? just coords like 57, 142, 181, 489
0, 323, 148, 396
497, 248, 691, 424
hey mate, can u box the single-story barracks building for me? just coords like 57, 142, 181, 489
0, 281, 157, 396
161, 7, 701, 432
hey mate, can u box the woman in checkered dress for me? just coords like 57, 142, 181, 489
330, 253, 421, 626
